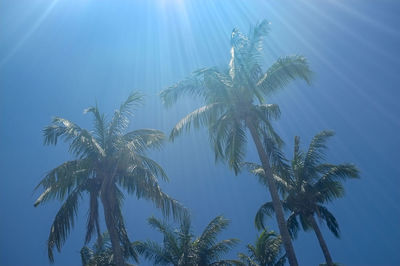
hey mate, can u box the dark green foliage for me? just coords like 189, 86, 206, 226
80, 232, 137, 266
252, 131, 359, 237
238, 229, 286, 266
137, 215, 241, 265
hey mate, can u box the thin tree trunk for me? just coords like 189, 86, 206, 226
246, 120, 299, 266
101, 178, 125, 266
308, 215, 334, 266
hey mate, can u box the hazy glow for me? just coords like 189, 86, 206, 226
0, 0, 59, 68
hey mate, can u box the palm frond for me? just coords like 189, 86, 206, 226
254, 202, 275, 230
208, 239, 240, 262
299, 214, 312, 232
160, 72, 206, 108
123, 129, 165, 151
287, 212, 300, 239
118, 171, 187, 221
108, 92, 144, 139
47, 188, 82, 262
43, 117, 105, 158
170, 103, 222, 141
34, 159, 91, 206
257, 55, 312, 96
317, 206, 340, 238
85, 182, 101, 244
303, 130, 335, 173
146, 217, 181, 263
224, 121, 247, 175
247, 20, 270, 61
84, 104, 107, 147
198, 216, 230, 250
136, 240, 171, 265
317, 163, 360, 181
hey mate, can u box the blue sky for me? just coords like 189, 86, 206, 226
1, 0, 399, 265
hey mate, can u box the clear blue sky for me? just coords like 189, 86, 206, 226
1, 0, 399, 265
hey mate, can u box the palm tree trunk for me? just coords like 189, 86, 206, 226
101, 179, 125, 266
246, 120, 299, 266
308, 215, 334, 266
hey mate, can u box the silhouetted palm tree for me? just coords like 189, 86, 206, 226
238, 229, 286, 266
34, 92, 186, 265
160, 20, 312, 266
252, 131, 359, 266
137, 215, 241, 265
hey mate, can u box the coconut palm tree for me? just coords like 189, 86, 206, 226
137, 215, 241, 265
34, 92, 186, 265
252, 131, 359, 266
238, 229, 286, 266
160, 20, 312, 266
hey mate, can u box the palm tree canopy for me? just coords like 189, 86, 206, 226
34, 92, 186, 262
160, 20, 312, 174
137, 215, 241, 266
238, 229, 286, 266
252, 131, 360, 238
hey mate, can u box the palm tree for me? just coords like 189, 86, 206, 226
34, 92, 186, 266
238, 229, 286, 266
252, 131, 359, 266
137, 215, 241, 265
160, 20, 312, 266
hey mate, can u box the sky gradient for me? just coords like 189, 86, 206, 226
1, 0, 400, 265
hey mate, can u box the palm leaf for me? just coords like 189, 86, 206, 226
257, 55, 312, 96
47, 188, 82, 262
107, 92, 144, 139
43, 117, 105, 158
317, 206, 340, 238
303, 130, 335, 174
170, 103, 222, 141
254, 202, 275, 230
84, 104, 107, 147
34, 159, 91, 206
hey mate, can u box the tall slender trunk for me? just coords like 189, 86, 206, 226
308, 215, 334, 266
246, 120, 299, 266
101, 177, 125, 266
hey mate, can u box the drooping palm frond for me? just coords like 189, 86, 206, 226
170, 103, 222, 141
286, 213, 300, 240
255, 202, 275, 231
317, 205, 340, 238
34, 159, 92, 206
257, 55, 312, 97
117, 170, 186, 221
47, 188, 82, 262
85, 182, 101, 244
224, 121, 247, 174
43, 117, 105, 158
160, 72, 207, 108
